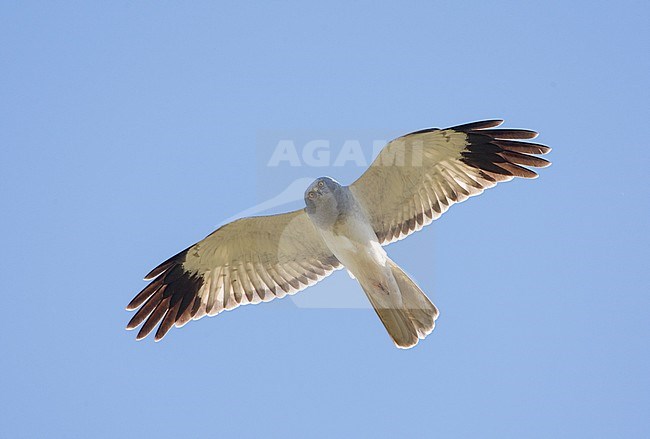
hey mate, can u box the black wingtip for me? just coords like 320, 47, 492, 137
458, 121, 550, 181
127, 254, 205, 342
482, 129, 538, 140
143, 247, 191, 280
450, 119, 504, 131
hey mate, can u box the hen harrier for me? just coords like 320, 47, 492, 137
126, 119, 550, 348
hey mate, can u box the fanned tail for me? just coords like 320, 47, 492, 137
360, 259, 438, 349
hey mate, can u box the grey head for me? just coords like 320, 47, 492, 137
304, 177, 347, 228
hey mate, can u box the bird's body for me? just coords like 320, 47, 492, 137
305, 177, 437, 347
306, 178, 383, 271
126, 119, 551, 348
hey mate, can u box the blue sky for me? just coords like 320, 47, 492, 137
2, 1, 649, 437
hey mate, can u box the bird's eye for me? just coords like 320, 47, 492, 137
308, 191, 316, 199
318, 181, 325, 188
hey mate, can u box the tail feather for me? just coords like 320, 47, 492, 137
389, 260, 439, 340
360, 259, 438, 349
368, 302, 420, 349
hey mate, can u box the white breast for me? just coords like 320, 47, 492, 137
319, 218, 388, 273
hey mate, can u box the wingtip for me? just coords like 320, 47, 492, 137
475, 119, 505, 128
451, 119, 505, 131
523, 129, 538, 139
143, 271, 159, 282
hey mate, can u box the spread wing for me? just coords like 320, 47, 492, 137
349, 120, 551, 244
126, 209, 341, 341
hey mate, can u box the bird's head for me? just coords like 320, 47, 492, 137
304, 177, 343, 220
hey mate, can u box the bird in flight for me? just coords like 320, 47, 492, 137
126, 119, 550, 348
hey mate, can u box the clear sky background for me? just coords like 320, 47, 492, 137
2, 1, 649, 438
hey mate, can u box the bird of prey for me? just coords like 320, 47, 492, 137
126, 119, 550, 348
